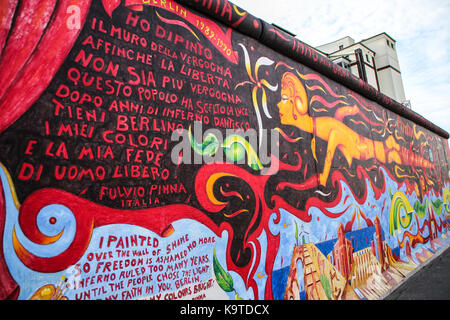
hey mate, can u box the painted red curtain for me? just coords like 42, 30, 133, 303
0, 0, 91, 300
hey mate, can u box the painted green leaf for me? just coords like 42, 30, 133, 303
188, 126, 219, 156
320, 274, 331, 300
414, 199, 427, 218
432, 198, 443, 215
222, 135, 263, 171
213, 248, 234, 292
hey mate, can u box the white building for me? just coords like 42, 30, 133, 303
315, 33, 409, 107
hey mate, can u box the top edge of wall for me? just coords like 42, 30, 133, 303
174, 0, 449, 139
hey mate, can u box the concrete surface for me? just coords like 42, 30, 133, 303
383, 245, 450, 300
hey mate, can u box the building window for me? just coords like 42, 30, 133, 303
339, 45, 344, 50
366, 54, 370, 63
338, 61, 350, 71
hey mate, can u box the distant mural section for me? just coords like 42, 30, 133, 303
0, 0, 449, 300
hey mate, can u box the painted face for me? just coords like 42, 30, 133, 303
277, 72, 308, 126
277, 86, 294, 125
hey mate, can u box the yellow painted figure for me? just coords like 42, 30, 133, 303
277, 72, 431, 186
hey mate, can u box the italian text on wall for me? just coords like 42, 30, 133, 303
0, 0, 449, 300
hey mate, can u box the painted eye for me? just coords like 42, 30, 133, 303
282, 95, 289, 103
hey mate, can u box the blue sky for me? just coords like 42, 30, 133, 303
231, 0, 450, 136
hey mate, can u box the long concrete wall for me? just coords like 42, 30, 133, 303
0, 0, 449, 300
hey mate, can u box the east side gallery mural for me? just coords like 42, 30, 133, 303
0, 0, 449, 300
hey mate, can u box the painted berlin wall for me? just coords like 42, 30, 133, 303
0, 0, 449, 300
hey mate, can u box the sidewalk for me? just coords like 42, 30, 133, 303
383, 245, 450, 300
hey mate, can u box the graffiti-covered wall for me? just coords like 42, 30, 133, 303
0, 0, 449, 300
